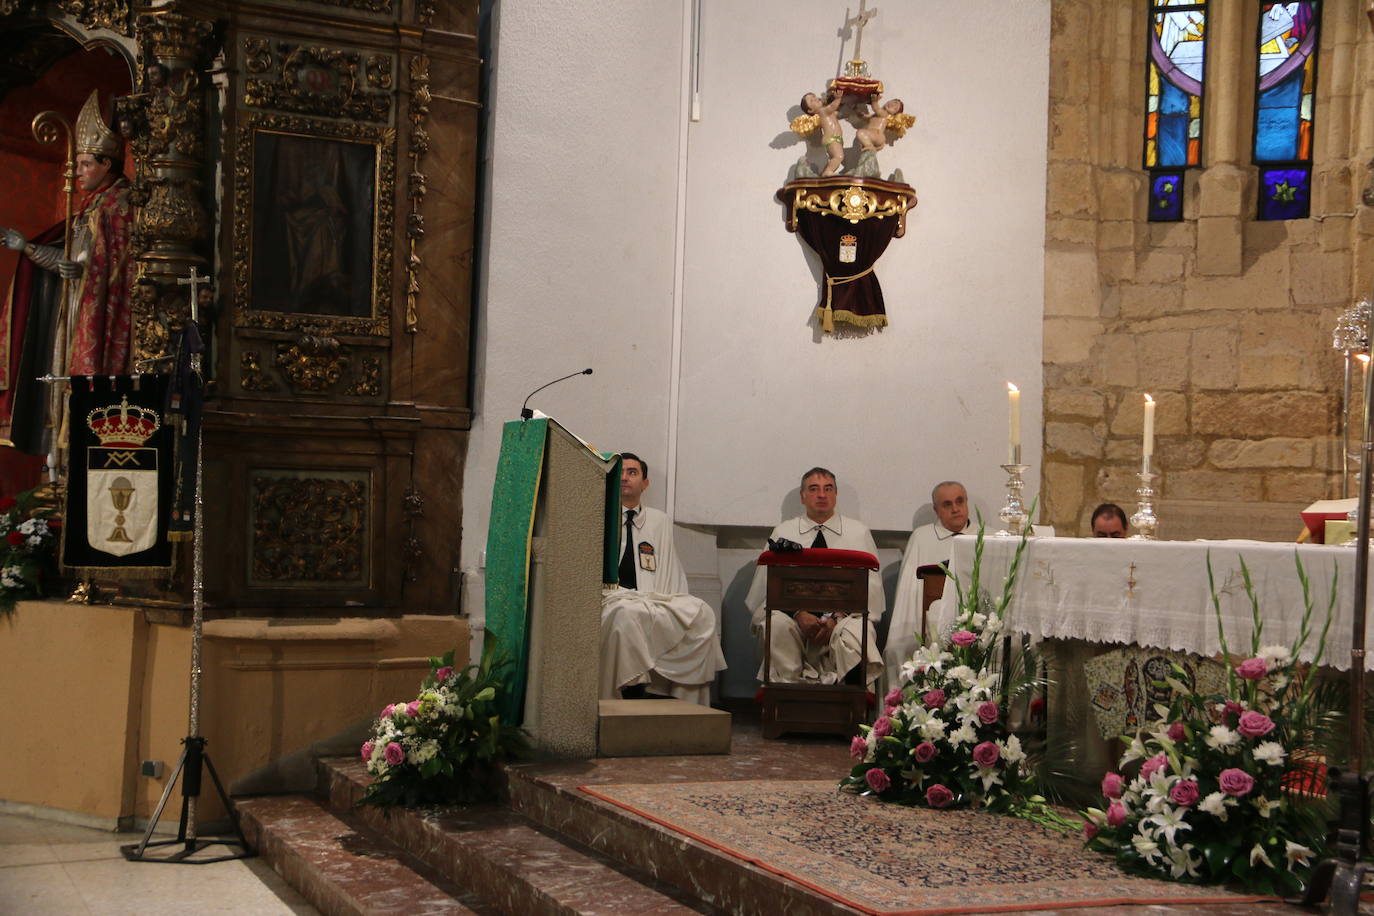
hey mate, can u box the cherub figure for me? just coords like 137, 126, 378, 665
792, 90, 846, 176
856, 94, 911, 152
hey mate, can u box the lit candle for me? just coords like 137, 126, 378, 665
1007, 382, 1021, 465
1142, 393, 1156, 472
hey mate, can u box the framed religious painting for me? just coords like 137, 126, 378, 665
232, 111, 395, 335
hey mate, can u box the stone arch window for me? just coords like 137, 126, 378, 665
1252, 2, 1321, 221
1144, 0, 1209, 222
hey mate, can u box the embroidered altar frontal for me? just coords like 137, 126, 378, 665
63, 375, 175, 576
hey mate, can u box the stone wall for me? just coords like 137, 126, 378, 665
1041, 0, 1372, 540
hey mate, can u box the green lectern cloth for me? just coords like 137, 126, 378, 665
485, 418, 549, 725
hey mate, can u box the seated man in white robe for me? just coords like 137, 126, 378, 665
884, 480, 971, 674
744, 467, 885, 686
600, 453, 726, 706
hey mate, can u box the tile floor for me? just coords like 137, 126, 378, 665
0, 812, 318, 915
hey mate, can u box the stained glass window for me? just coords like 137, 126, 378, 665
1145, 1, 1207, 222
1253, 3, 1320, 221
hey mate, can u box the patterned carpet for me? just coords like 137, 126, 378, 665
580, 780, 1269, 915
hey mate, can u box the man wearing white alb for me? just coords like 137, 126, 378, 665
884, 480, 971, 674
744, 467, 885, 686
600, 453, 726, 706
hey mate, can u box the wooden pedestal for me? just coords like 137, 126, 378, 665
760, 684, 868, 739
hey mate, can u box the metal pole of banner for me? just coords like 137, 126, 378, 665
122, 275, 251, 865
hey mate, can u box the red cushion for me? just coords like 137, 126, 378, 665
756, 548, 879, 570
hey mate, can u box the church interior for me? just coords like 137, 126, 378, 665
4, 0, 1374, 912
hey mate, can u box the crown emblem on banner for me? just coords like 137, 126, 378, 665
87, 397, 161, 448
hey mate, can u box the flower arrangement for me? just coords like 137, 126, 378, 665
1082, 554, 1336, 895
841, 518, 1047, 816
359, 647, 527, 807
0, 487, 61, 618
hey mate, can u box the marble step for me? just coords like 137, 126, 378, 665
597, 699, 732, 756
503, 763, 852, 916
238, 793, 487, 916
322, 758, 707, 916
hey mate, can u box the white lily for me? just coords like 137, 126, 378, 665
1284, 841, 1314, 869
1255, 796, 1282, 819
1167, 843, 1202, 879
1250, 843, 1275, 869
1146, 805, 1193, 846
973, 765, 1004, 792
1133, 835, 1163, 865
1119, 736, 1149, 765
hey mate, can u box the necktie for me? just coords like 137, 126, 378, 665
619, 509, 637, 588
811, 527, 828, 549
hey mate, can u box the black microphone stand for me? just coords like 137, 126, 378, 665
520, 368, 592, 419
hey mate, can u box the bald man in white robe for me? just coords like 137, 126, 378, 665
883, 480, 971, 675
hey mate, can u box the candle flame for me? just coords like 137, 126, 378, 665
1144, 393, 1154, 404
1007, 382, 1018, 393
1359, 353, 1371, 365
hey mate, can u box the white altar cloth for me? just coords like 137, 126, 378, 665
944, 536, 1370, 670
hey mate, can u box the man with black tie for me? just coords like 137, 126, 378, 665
744, 467, 885, 686
600, 453, 726, 705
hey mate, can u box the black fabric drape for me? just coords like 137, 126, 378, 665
794, 210, 898, 332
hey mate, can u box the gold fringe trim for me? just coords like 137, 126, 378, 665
60, 563, 172, 579
813, 306, 888, 330
167, 530, 193, 542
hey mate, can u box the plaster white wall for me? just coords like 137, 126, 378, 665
675, 0, 1051, 530
463, 0, 1052, 568
462, 0, 690, 573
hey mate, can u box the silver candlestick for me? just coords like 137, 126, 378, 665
1129, 461, 1159, 540
995, 454, 1030, 537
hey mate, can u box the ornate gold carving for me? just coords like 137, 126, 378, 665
242, 39, 393, 122
0, 0, 32, 16
781, 579, 858, 600
244, 37, 272, 74
801, 185, 900, 223
778, 177, 917, 238
344, 356, 382, 397
365, 54, 392, 89
250, 474, 367, 584
405, 54, 431, 334
276, 329, 349, 392
130, 276, 170, 365
401, 484, 423, 584
56, 0, 130, 34
232, 111, 395, 337
240, 350, 278, 392
417, 1, 436, 25
141, 177, 207, 242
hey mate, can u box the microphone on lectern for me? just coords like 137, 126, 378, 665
520, 368, 593, 419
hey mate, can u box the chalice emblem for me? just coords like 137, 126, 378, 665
108, 476, 134, 543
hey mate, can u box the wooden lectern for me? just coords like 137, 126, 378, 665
915, 563, 948, 644
757, 548, 880, 739
485, 418, 618, 757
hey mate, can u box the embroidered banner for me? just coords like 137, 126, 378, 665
63, 375, 174, 576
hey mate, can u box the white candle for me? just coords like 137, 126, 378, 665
1142, 393, 1156, 472
1007, 382, 1021, 464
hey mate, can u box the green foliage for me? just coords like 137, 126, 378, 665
359, 643, 528, 808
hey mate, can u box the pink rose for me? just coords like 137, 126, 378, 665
865, 768, 891, 793
1140, 753, 1168, 781
925, 783, 955, 808
381, 704, 395, 718
1219, 767, 1255, 797
1083, 820, 1099, 840
1223, 700, 1244, 724
360, 740, 374, 762
922, 689, 946, 709
872, 716, 893, 738
850, 735, 867, 758
406, 700, 422, 718
950, 630, 977, 647
1235, 657, 1268, 680
884, 687, 903, 707
435, 666, 454, 683
976, 701, 1000, 725
972, 741, 1001, 768
1170, 779, 1200, 807
885, 705, 899, 718
913, 741, 937, 763
1166, 722, 1186, 742
1106, 800, 1128, 827
1237, 710, 1275, 739
383, 741, 405, 766
1101, 772, 1124, 799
